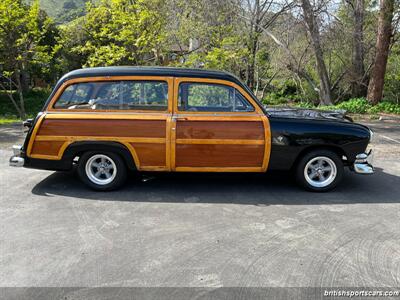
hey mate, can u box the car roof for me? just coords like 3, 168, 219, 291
44, 66, 265, 112
60, 66, 242, 84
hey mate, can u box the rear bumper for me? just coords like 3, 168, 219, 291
351, 151, 374, 175
9, 145, 24, 167
10, 156, 24, 167
9, 144, 71, 171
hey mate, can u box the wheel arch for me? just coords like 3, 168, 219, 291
62, 141, 138, 170
291, 145, 348, 170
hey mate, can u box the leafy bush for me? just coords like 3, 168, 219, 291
333, 98, 400, 114
0, 88, 50, 119
333, 98, 370, 114
369, 101, 400, 114
263, 92, 303, 105
262, 79, 304, 105
293, 98, 400, 115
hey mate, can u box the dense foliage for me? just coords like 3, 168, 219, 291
1, 0, 400, 119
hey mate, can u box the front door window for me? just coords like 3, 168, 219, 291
178, 82, 254, 112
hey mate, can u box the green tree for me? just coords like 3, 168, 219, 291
56, 0, 166, 69
0, 0, 56, 118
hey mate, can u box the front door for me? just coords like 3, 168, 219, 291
170, 78, 270, 172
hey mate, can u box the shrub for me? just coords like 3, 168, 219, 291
266, 97, 400, 115
0, 88, 50, 119
334, 98, 371, 114
369, 101, 400, 114
262, 79, 305, 105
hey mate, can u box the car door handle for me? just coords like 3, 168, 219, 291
173, 117, 188, 121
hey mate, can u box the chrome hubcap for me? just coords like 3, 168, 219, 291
304, 156, 337, 188
85, 154, 117, 185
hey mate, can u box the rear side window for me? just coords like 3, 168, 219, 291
178, 82, 254, 112
54, 83, 93, 108
53, 80, 168, 111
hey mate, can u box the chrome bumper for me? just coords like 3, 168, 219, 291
9, 145, 24, 167
352, 151, 374, 175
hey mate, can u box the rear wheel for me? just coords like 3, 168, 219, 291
296, 150, 343, 192
78, 151, 127, 191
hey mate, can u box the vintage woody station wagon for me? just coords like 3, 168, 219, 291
10, 67, 374, 191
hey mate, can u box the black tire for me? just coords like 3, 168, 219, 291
77, 151, 127, 191
295, 149, 344, 192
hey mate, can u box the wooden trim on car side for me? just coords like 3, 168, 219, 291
27, 75, 272, 174
175, 139, 264, 145
175, 167, 264, 172
30, 141, 70, 161
169, 77, 269, 173
29, 138, 141, 165
27, 113, 170, 171
44, 112, 170, 120
29, 138, 170, 171
170, 117, 177, 171
261, 115, 271, 172
165, 114, 173, 171
26, 113, 46, 157
34, 136, 166, 143
171, 115, 262, 121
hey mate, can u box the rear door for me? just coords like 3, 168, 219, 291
170, 77, 271, 172
29, 76, 174, 172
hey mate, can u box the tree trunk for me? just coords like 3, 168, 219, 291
247, 33, 258, 89
367, 0, 395, 104
300, 0, 333, 105
351, 0, 366, 97
14, 69, 26, 119
19, 60, 30, 92
0, 82, 22, 118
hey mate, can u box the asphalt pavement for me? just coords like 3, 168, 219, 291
0, 120, 399, 299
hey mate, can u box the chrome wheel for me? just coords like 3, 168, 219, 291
304, 156, 337, 188
85, 154, 117, 185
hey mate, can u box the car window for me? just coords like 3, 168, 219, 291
178, 82, 254, 112
54, 83, 93, 108
54, 81, 168, 111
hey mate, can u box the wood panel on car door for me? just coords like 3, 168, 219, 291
170, 78, 270, 172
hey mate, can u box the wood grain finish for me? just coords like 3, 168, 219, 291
37, 119, 166, 138
175, 144, 264, 167
27, 76, 272, 173
175, 138, 264, 145
129, 143, 166, 166
31, 141, 65, 156
176, 121, 264, 140
28, 115, 169, 169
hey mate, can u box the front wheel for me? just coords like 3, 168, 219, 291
78, 152, 127, 191
296, 150, 343, 192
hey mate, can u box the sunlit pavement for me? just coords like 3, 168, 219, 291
0, 121, 399, 296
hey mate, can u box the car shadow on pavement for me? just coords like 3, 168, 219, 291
31, 167, 400, 205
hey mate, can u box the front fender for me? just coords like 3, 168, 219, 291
267, 117, 370, 170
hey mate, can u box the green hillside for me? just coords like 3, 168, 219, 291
27, 0, 90, 23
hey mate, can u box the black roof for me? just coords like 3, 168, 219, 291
60, 66, 242, 85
